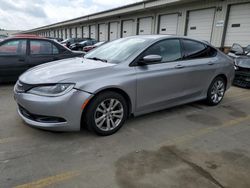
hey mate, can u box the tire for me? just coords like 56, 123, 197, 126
84, 91, 128, 136
206, 77, 226, 106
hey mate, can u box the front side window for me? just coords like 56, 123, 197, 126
143, 39, 182, 63
0, 40, 26, 55
182, 39, 216, 59
30, 40, 59, 55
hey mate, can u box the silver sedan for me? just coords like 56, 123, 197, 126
14, 35, 235, 136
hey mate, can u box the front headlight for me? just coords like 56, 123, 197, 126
27, 84, 75, 97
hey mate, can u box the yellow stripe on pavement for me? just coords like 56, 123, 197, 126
14, 171, 80, 188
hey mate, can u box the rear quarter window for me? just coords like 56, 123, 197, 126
182, 39, 217, 59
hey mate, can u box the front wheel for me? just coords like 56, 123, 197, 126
206, 77, 226, 106
84, 91, 128, 136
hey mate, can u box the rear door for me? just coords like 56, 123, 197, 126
0, 39, 28, 82
180, 39, 218, 93
27, 39, 62, 68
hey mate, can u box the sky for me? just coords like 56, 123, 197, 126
0, 0, 142, 31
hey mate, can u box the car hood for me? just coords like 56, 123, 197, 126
235, 57, 250, 69
19, 57, 115, 84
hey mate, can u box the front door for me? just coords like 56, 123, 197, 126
136, 39, 192, 113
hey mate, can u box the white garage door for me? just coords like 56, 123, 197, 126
72, 28, 77, 38
99, 24, 107, 41
109, 22, 119, 41
83, 26, 89, 38
68, 28, 71, 38
122, 20, 134, 37
224, 3, 250, 47
138, 17, 153, 35
187, 8, 215, 42
77, 27, 82, 38
90, 25, 96, 39
159, 14, 178, 35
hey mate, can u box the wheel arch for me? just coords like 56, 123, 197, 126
81, 87, 133, 129
214, 74, 228, 88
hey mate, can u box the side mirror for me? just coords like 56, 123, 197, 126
230, 43, 244, 55
140, 55, 162, 65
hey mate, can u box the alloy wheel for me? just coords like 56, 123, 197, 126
210, 80, 225, 103
94, 98, 124, 131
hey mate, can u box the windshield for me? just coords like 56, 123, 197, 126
84, 37, 153, 64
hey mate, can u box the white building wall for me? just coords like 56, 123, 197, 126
26, 0, 250, 48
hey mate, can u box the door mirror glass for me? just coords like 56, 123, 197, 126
230, 43, 244, 55
142, 55, 162, 64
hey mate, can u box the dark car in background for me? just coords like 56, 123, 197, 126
83, 41, 106, 52
60, 38, 85, 48
46, 37, 63, 42
228, 43, 250, 88
69, 38, 97, 51
0, 35, 84, 83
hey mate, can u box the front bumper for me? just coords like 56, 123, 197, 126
14, 88, 92, 131
233, 71, 250, 88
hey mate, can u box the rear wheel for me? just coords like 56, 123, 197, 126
84, 91, 128, 136
206, 77, 226, 106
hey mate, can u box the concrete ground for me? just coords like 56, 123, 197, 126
0, 84, 250, 188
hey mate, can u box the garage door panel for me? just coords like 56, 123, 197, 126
99, 24, 107, 41
90, 25, 96, 39
138, 17, 153, 35
83, 26, 89, 38
109, 22, 119, 41
77, 27, 82, 38
187, 8, 215, 42
159, 14, 178, 35
122, 20, 134, 37
225, 3, 250, 47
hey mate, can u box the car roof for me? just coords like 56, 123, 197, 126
126, 35, 213, 46
9, 34, 46, 39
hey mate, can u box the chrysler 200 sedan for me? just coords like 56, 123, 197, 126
14, 35, 235, 136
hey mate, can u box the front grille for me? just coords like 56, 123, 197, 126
15, 81, 33, 93
18, 105, 66, 123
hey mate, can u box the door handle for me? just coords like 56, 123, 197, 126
208, 62, 215, 65
175, 64, 185, 69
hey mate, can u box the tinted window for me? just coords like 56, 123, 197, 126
143, 39, 182, 63
182, 39, 216, 59
30, 40, 59, 55
0, 40, 26, 55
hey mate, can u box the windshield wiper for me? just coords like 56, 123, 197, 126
86, 57, 107, 63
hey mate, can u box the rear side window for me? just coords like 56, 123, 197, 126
182, 39, 217, 59
30, 40, 59, 55
0, 40, 26, 55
